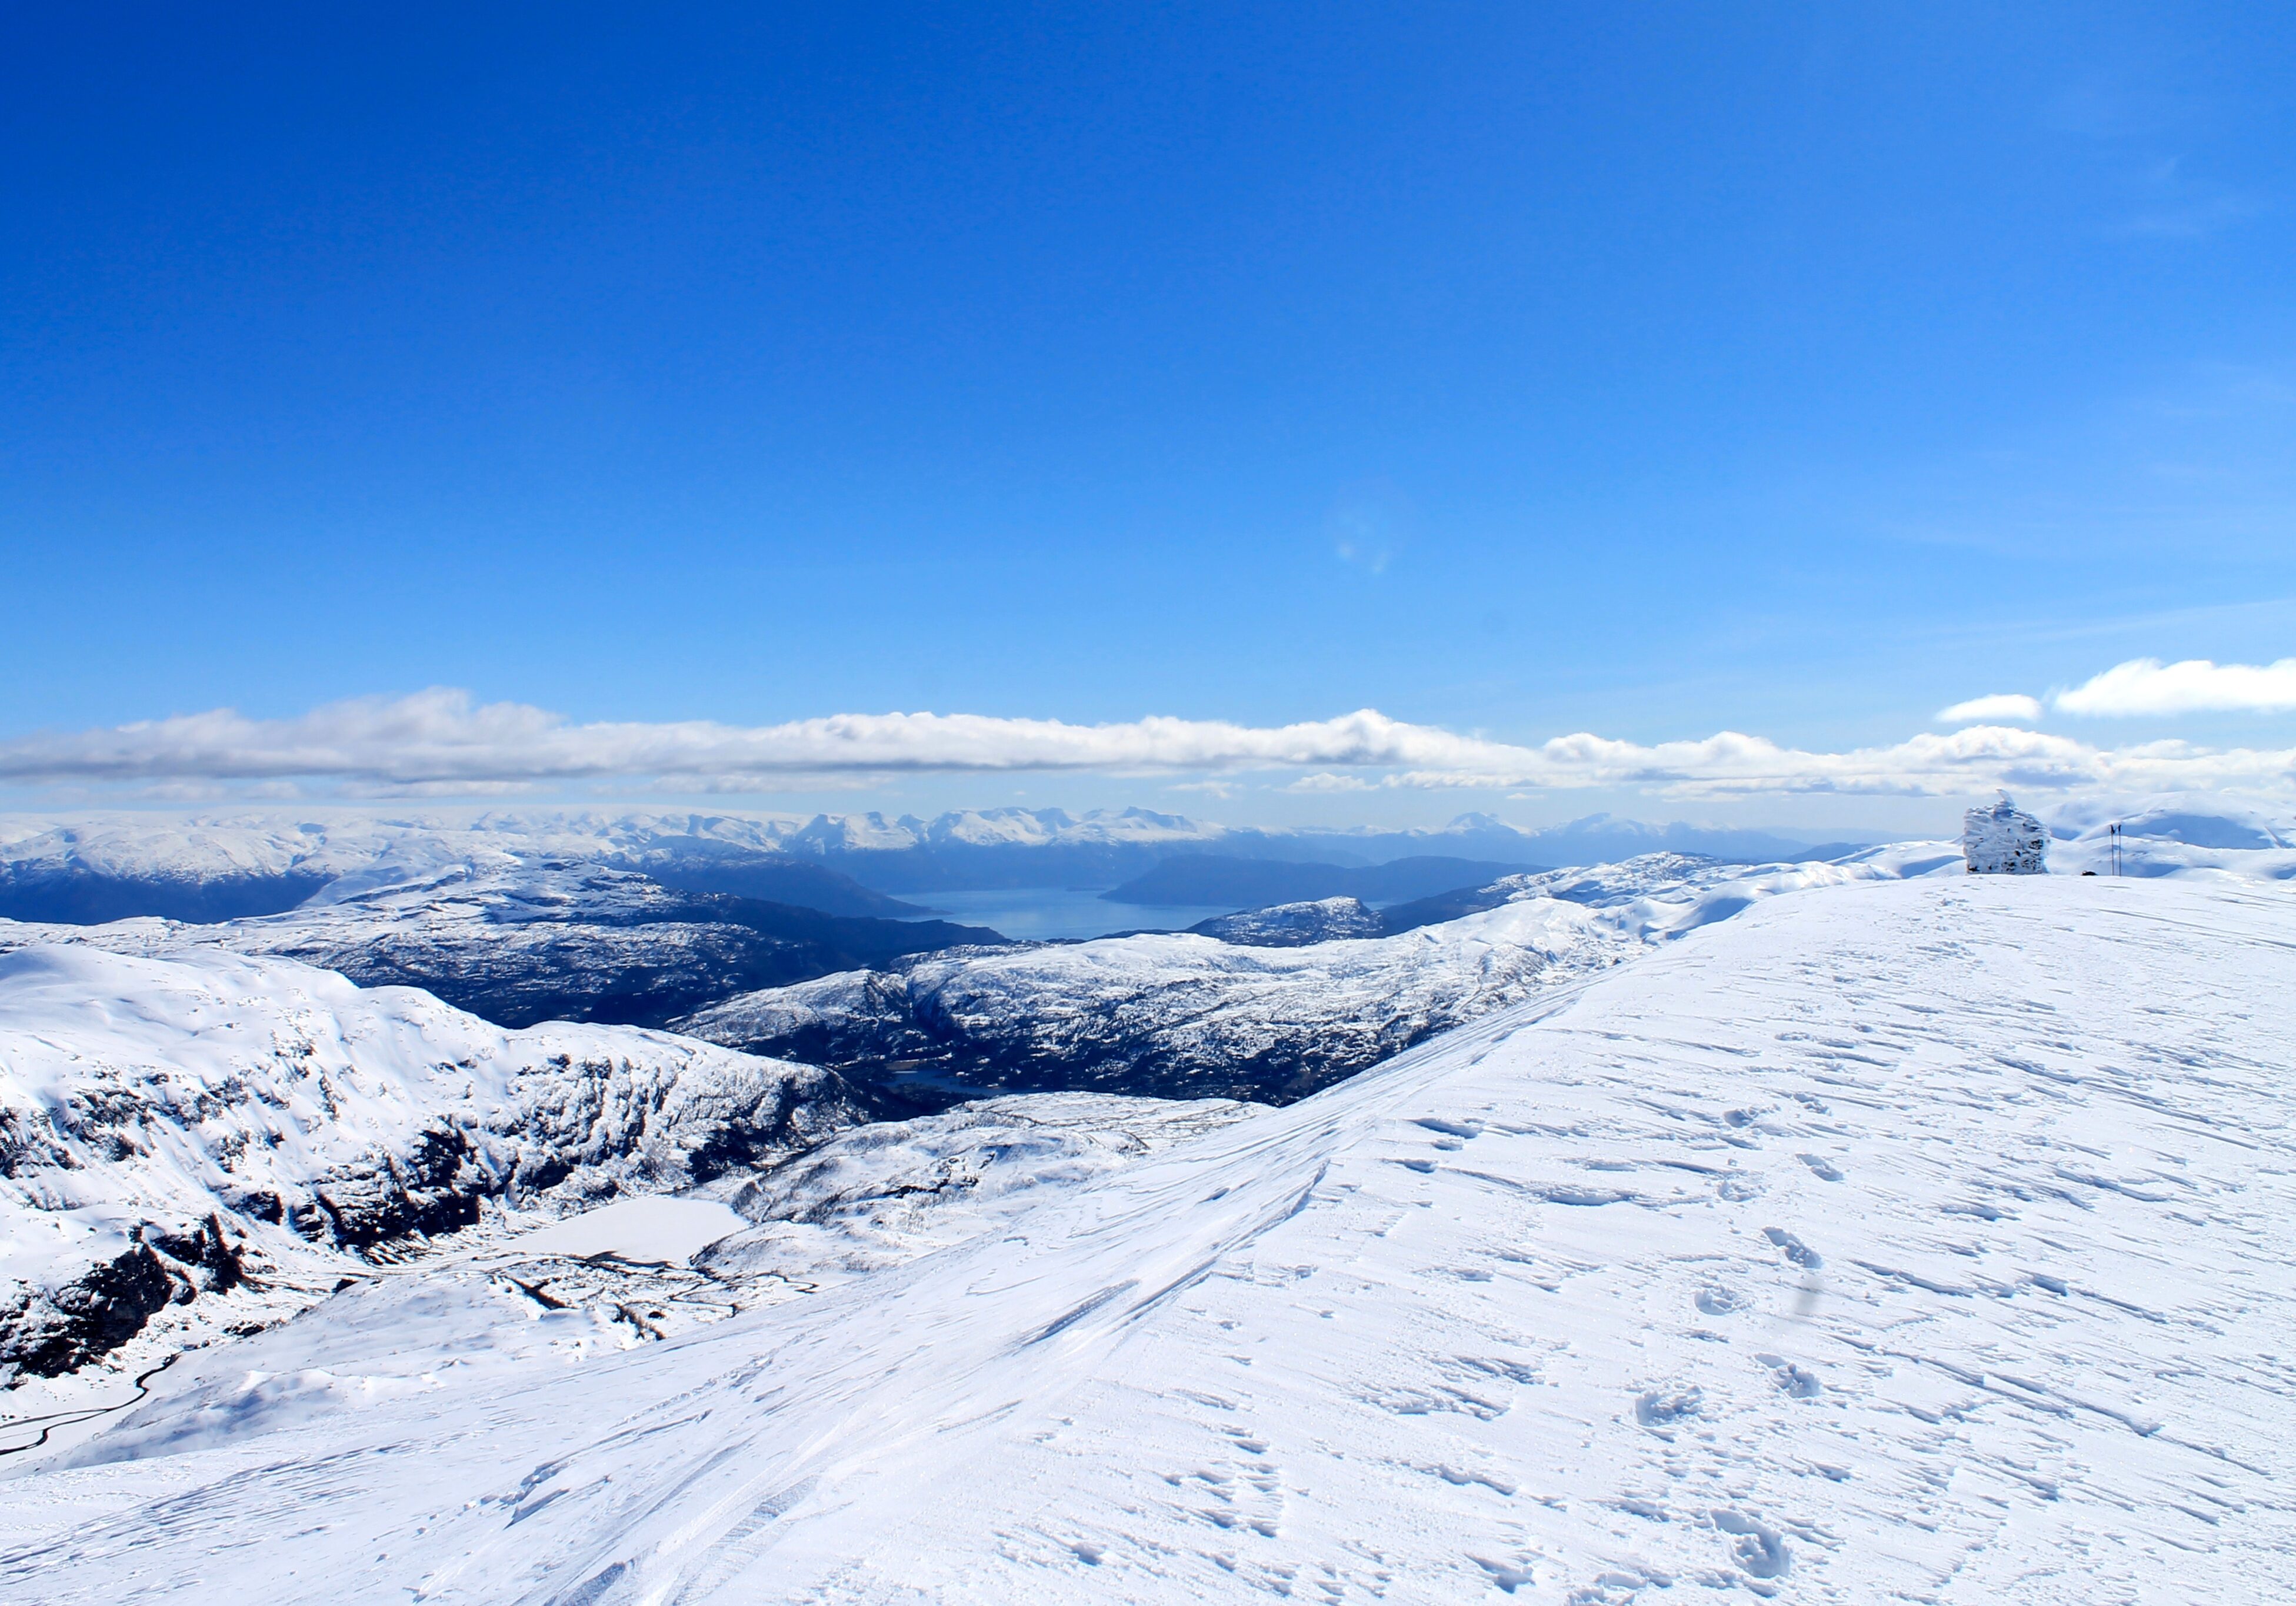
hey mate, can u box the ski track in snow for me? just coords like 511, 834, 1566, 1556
1, 875, 2291, 1602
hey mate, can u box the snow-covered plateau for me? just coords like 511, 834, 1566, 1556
0, 866, 2288, 1601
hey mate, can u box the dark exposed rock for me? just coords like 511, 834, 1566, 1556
302, 1124, 494, 1250
1, 1215, 245, 1380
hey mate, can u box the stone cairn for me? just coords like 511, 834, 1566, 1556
1963, 794, 2048, 874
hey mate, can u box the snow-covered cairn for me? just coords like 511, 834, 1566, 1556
1964, 794, 2048, 874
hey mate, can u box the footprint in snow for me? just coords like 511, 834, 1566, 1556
1634, 1388, 1703, 1427
1469, 1554, 1538, 1593
1711, 1510, 1791, 1582
1754, 1352, 1823, 1398
1762, 1227, 1823, 1269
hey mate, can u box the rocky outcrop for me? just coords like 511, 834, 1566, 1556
1, 946, 873, 1381
295, 1123, 495, 1250
1, 1216, 245, 1380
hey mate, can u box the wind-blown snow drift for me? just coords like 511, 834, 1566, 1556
4, 872, 2288, 1601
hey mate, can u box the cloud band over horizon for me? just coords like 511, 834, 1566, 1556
2, 684, 2291, 802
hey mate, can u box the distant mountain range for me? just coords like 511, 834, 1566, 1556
759, 808, 1877, 891
1101, 854, 1545, 908
0, 808, 1881, 926
15, 801, 2280, 950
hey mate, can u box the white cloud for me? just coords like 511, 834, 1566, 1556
2, 689, 2292, 801
0, 691, 1527, 787
1284, 772, 1377, 793
2053, 657, 2296, 717
1384, 725, 2296, 798
1938, 693, 2044, 725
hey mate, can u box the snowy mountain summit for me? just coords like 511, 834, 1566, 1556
2, 868, 2288, 1601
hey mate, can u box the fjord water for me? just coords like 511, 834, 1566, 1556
901, 886, 1239, 941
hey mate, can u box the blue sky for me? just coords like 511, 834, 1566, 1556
5, 5, 2294, 827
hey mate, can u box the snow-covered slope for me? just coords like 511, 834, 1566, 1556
2044, 799, 2296, 880
1, 1090, 1262, 1464
678, 851, 1959, 1102
4, 872, 2287, 1601
680, 897, 1628, 1102
2048, 795, 2291, 851
695, 1092, 1264, 1292
0, 947, 869, 1382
